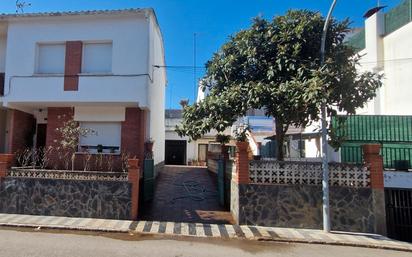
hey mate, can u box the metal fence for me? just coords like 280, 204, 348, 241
347, 0, 412, 51
341, 144, 412, 170
385, 0, 412, 35
346, 28, 365, 51
333, 115, 412, 143
334, 115, 412, 170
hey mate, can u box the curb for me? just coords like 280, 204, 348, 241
1, 221, 411, 252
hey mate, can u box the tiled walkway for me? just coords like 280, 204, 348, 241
140, 165, 233, 224
0, 213, 411, 252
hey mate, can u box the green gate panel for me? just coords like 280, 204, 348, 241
143, 159, 155, 202
217, 159, 225, 206
385, 0, 412, 35
335, 115, 412, 170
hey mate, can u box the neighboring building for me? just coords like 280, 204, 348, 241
165, 109, 222, 165
304, 1, 412, 161
0, 9, 166, 168
347, 0, 412, 115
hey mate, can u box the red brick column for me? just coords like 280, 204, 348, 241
128, 158, 140, 220
363, 144, 384, 189
8, 110, 36, 153
235, 142, 250, 184
0, 154, 14, 179
64, 41, 83, 91
121, 108, 146, 162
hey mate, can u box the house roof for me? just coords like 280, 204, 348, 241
165, 109, 183, 119
0, 8, 151, 19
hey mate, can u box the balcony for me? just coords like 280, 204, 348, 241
3, 74, 149, 107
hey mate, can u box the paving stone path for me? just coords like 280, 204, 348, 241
0, 213, 411, 252
140, 165, 233, 224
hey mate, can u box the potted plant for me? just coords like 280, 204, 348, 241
215, 134, 231, 145
145, 138, 154, 152
97, 144, 104, 153
234, 124, 249, 151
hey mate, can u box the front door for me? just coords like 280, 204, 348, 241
165, 140, 186, 165
36, 124, 47, 149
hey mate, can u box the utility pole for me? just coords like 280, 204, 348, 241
320, 0, 338, 233
193, 32, 197, 102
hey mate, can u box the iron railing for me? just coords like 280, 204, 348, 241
341, 144, 412, 170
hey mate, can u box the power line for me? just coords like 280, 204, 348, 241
154, 65, 205, 69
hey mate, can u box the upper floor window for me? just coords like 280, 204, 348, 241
37, 43, 65, 74
82, 42, 112, 73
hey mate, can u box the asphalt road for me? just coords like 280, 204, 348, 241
0, 228, 410, 257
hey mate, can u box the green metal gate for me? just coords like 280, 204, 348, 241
334, 115, 412, 169
143, 159, 155, 202
217, 159, 225, 206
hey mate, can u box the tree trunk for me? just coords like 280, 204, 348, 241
275, 121, 285, 161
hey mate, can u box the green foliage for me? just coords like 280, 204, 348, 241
215, 134, 231, 144
55, 116, 96, 170
233, 124, 250, 142
176, 10, 382, 159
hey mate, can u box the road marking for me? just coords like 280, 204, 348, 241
256, 227, 271, 238
135, 221, 146, 232
224, 225, 237, 238
150, 221, 160, 233
195, 223, 206, 237
180, 223, 190, 236
210, 224, 221, 237
240, 226, 255, 239
165, 222, 174, 234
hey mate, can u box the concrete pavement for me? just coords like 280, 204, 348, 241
0, 213, 411, 251
0, 229, 411, 257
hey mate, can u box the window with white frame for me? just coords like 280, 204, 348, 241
79, 122, 121, 154
82, 42, 113, 73
37, 43, 66, 74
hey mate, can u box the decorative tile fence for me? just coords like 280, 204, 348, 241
249, 160, 370, 188
8, 167, 128, 182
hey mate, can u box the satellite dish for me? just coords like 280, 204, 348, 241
363, 6, 387, 18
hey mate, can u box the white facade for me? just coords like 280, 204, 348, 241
357, 10, 412, 115
0, 9, 167, 164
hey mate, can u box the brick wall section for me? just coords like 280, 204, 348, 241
0, 154, 14, 179
363, 144, 384, 189
64, 41, 82, 91
45, 107, 74, 169
121, 108, 146, 162
235, 142, 250, 184
128, 158, 140, 220
8, 110, 35, 153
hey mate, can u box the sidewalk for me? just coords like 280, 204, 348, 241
0, 213, 411, 252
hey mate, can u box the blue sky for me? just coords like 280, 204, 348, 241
0, 0, 402, 108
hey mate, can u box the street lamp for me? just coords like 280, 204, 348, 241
320, 0, 338, 233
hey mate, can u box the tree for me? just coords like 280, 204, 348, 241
56, 118, 95, 171
176, 10, 382, 160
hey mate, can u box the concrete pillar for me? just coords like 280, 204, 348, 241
364, 11, 385, 114
128, 158, 140, 220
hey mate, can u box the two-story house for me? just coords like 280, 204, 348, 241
0, 8, 166, 168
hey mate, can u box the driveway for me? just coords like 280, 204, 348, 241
140, 165, 233, 224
